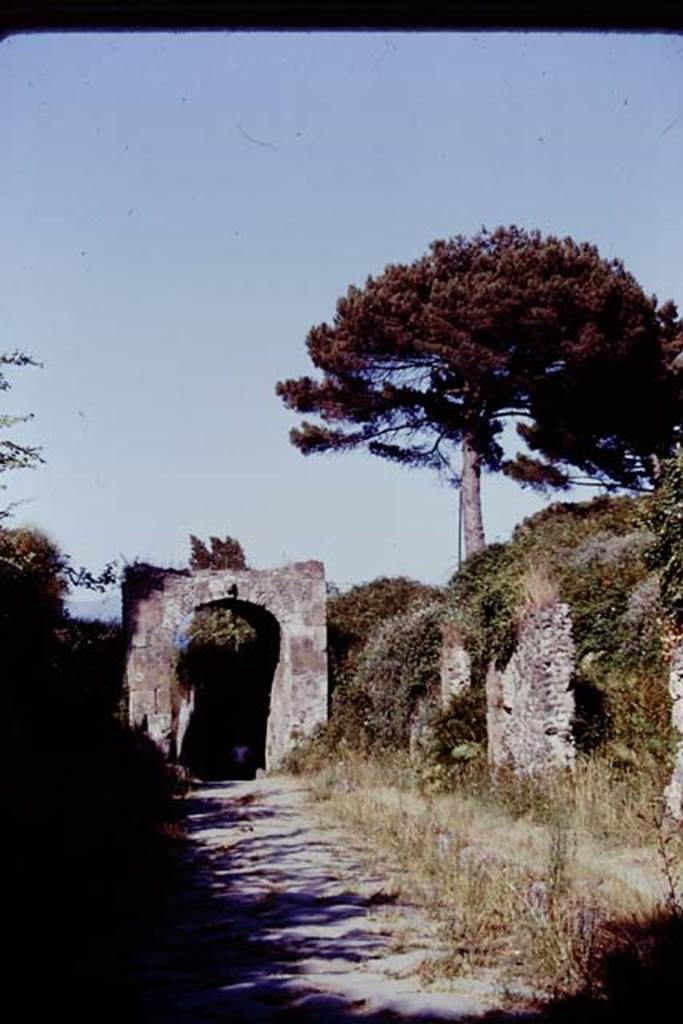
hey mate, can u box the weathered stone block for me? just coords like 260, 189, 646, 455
487, 601, 575, 776
665, 642, 683, 820
485, 661, 506, 770
440, 622, 471, 707
290, 633, 326, 673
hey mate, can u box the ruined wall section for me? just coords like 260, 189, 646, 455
123, 564, 186, 754
665, 642, 683, 820
485, 660, 506, 770
440, 621, 471, 708
124, 561, 328, 770
487, 601, 576, 775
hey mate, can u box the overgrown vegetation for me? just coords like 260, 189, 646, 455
182, 604, 258, 661
189, 532, 248, 571
324, 576, 444, 749
307, 493, 672, 778
1, 525, 179, 1018
413, 689, 488, 792
304, 751, 682, 1007
285, 486, 681, 1009
327, 575, 442, 680
450, 497, 660, 676
338, 599, 445, 751
646, 451, 683, 629
446, 495, 672, 766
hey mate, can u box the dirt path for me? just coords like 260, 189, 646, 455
123, 777, 528, 1022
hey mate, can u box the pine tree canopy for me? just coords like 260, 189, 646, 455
277, 226, 682, 556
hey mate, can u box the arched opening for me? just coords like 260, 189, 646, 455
175, 599, 280, 780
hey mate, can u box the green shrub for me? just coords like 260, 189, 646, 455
411, 689, 488, 793
358, 599, 444, 749
590, 667, 673, 764
187, 605, 258, 651
326, 577, 445, 752
322, 495, 671, 774
280, 725, 339, 775
448, 496, 660, 675
327, 575, 442, 686
420, 689, 487, 761
189, 533, 248, 571
55, 617, 126, 720
445, 494, 670, 763
333, 598, 445, 752
0, 526, 67, 647
447, 543, 519, 686
646, 452, 683, 628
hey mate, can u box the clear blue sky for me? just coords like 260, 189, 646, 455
2, 31, 682, 601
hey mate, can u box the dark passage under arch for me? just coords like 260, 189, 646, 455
176, 599, 280, 780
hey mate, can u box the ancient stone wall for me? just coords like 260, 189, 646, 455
485, 660, 506, 770
665, 642, 683, 820
124, 560, 328, 770
440, 621, 471, 708
486, 601, 576, 775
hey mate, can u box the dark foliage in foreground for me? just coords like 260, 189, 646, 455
537, 911, 683, 1024
0, 526, 179, 1018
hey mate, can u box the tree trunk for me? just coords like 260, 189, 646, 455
462, 433, 486, 559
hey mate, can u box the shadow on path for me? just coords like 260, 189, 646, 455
118, 778, 525, 1023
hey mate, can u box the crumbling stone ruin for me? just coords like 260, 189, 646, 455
124, 560, 328, 773
485, 601, 576, 775
440, 621, 471, 707
665, 641, 683, 820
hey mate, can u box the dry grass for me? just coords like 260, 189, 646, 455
517, 560, 560, 616
303, 752, 683, 1003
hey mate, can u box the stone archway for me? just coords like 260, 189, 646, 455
176, 598, 281, 779
123, 561, 328, 770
